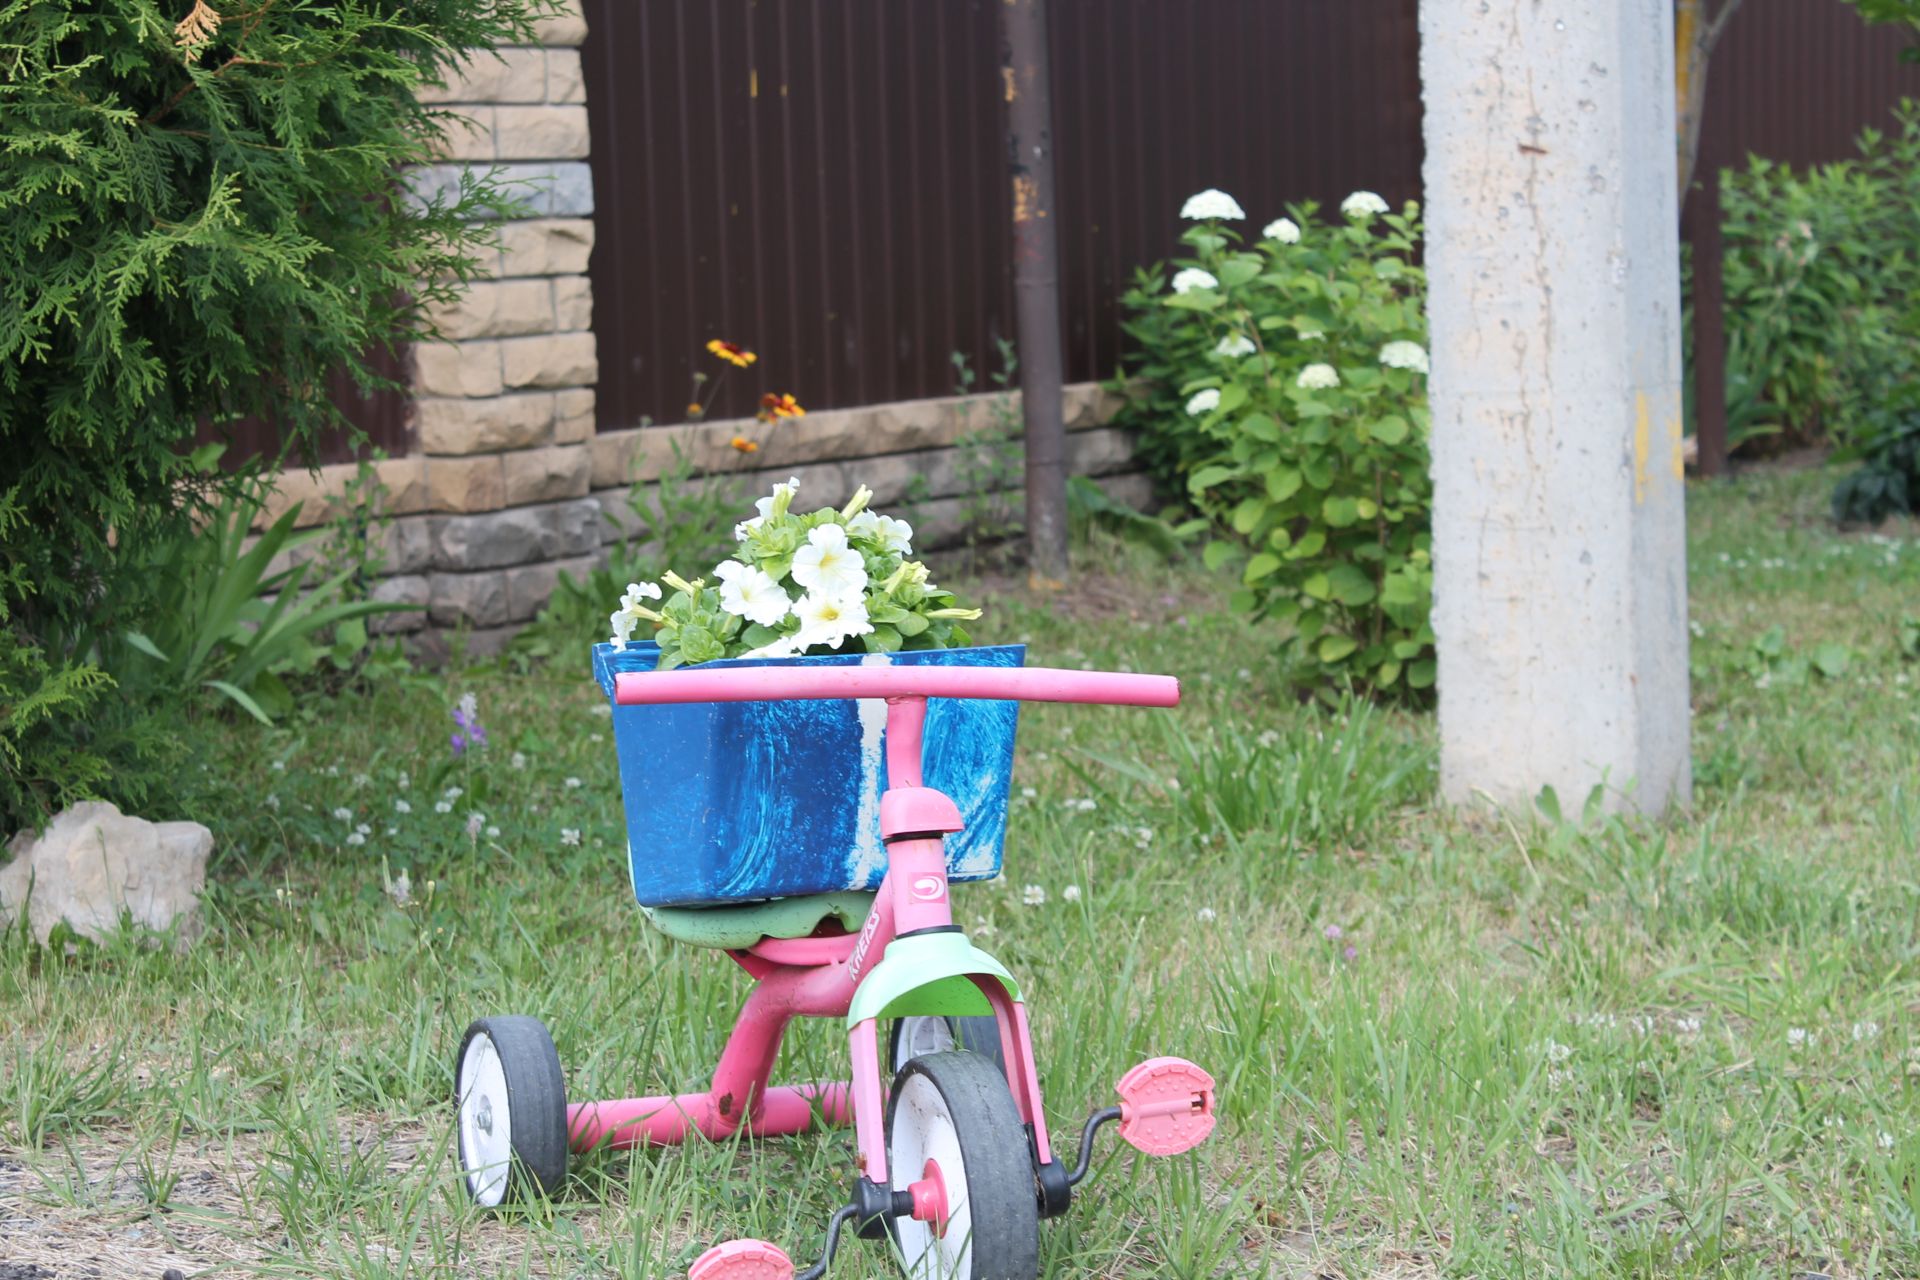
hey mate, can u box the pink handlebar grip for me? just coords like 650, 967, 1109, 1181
613, 663, 1179, 709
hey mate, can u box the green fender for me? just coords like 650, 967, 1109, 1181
846, 932, 1022, 1028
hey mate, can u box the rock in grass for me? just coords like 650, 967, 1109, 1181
0, 801, 211, 948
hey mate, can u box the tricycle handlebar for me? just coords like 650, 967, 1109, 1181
613, 664, 1178, 709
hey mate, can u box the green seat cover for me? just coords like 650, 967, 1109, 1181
644, 891, 875, 950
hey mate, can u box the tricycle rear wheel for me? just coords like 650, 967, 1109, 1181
455, 1015, 568, 1207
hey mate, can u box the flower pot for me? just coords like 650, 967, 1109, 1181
592, 642, 1025, 907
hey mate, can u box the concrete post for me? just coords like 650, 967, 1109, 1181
1419, 1, 1692, 815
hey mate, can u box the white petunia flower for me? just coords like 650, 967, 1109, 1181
1180, 188, 1246, 220
1022, 884, 1047, 906
712, 560, 750, 583
790, 523, 868, 599
1379, 340, 1430, 373
1213, 334, 1256, 358
1171, 267, 1219, 295
1296, 363, 1340, 390
620, 581, 662, 612
719, 565, 793, 627
792, 590, 873, 650
871, 513, 912, 555
1262, 217, 1301, 243
1186, 388, 1221, 416
1341, 190, 1390, 218
753, 476, 802, 522
609, 609, 638, 651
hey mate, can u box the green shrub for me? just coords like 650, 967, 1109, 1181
1115, 194, 1433, 700
0, 0, 543, 832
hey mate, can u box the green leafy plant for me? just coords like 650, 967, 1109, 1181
1117, 191, 1433, 699
120, 488, 411, 723
610, 479, 980, 670
948, 341, 1027, 563
0, 0, 545, 831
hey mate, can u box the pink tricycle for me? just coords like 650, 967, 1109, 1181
454, 663, 1217, 1280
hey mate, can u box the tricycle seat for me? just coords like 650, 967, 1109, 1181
644, 891, 874, 951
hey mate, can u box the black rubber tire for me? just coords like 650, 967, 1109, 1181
455, 1015, 568, 1206
884, 1050, 1040, 1280
888, 1014, 1007, 1078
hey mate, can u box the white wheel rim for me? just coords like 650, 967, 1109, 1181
890, 1072, 973, 1280
458, 1033, 513, 1207
894, 1017, 957, 1073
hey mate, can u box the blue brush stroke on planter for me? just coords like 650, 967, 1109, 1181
592, 642, 1024, 907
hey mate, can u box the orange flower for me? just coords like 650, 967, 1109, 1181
686, 402, 706, 420
730, 436, 759, 453
757, 392, 805, 422
706, 339, 758, 368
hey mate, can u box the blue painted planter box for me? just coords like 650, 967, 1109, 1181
592, 642, 1025, 907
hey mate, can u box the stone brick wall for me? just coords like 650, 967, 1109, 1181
261, 1, 1149, 655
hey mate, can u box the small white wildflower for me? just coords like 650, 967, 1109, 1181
1133, 827, 1154, 848
1180, 188, 1246, 220
1170, 267, 1219, 295
1213, 334, 1256, 358
1062, 884, 1082, 903
351, 772, 370, 789
1256, 729, 1281, 748
465, 813, 484, 838
1297, 327, 1325, 340
1073, 798, 1097, 812
345, 831, 366, 847
1788, 1027, 1810, 1048
510, 751, 528, 770
1262, 217, 1301, 243
560, 828, 582, 847
434, 800, 453, 814
1340, 190, 1390, 219
444, 786, 463, 800
1196, 907, 1217, 923
1021, 884, 1047, 906
1879, 1131, 1896, 1151
271, 760, 286, 772
1185, 388, 1221, 416
356, 823, 371, 835
332, 807, 353, 823
457, 691, 479, 723
1675, 1016, 1702, 1037
394, 799, 412, 815
1547, 1067, 1572, 1090
486, 825, 500, 838
1378, 340, 1430, 373
1542, 1039, 1573, 1064
564, 776, 583, 789
973, 914, 996, 937
387, 870, 412, 908
1296, 363, 1340, 390
1853, 1020, 1882, 1041
264, 793, 280, 811
397, 772, 410, 791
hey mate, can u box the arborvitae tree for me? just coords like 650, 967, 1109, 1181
0, 1, 544, 830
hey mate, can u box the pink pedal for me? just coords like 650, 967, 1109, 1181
1114, 1056, 1217, 1157
688, 1239, 795, 1280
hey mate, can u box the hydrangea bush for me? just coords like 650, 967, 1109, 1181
608, 479, 982, 669
1118, 190, 1434, 700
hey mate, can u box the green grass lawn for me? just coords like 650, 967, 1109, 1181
3, 462, 1917, 1279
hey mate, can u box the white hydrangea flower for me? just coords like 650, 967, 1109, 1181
1170, 267, 1218, 295
1186, 388, 1221, 416
792, 590, 873, 650
791, 523, 868, 599
1180, 188, 1246, 220
1213, 334, 1256, 358
1341, 190, 1390, 218
1262, 217, 1301, 243
1296, 363, 1340, 390
1379, 340, 1430, 373
719, 565, 793, 627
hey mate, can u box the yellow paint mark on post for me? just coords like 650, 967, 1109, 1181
1668, 412, 1685, 481
1012, 173, 1038, 223
750, 69, 758, 98
1002, 66, 1017, 102
1633, 392, 1651, 504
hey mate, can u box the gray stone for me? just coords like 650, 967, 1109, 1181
431, 497, 602, 570
429, 570, 511, 627
404, 162, 594, 218
0, 802, 211, 948
383, 516, 436, 574
368, 574, 430, 634
505, 554, 597, 620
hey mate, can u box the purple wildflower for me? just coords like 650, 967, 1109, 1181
1343, 945, 1357, 961
451, 692, 489, 756
1323, 923, 1343, 941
